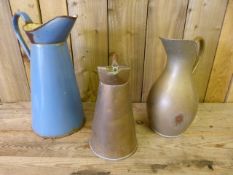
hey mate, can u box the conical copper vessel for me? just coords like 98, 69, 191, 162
89, 54, 137, 160
147, 37, 204, 137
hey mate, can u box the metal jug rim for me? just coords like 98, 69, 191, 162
97, 66, 130, 85
159, 37, 196, 42
97, 65, 130, 73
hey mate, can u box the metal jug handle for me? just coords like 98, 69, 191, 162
192, 37, 204, 73
12, 12, 33, 60
110, 52, 119, 73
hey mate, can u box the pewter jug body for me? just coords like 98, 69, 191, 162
147, 38, 203, 137
90, 57, 137, 160
12, 12, 84, 138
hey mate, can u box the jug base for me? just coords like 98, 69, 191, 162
31, 119, 85, 138
151, 128, 182, 138
89, 141, 137, 161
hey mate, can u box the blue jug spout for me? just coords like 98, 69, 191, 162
13, 12, 77, 58
23, 15, 77, 44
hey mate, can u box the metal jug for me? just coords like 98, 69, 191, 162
12, 12, 85, 138
147, 37, 204, 137
89, 54, 137, 160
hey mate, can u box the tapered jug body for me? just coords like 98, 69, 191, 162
90, 57, 137, 160
12, 12, 84, 138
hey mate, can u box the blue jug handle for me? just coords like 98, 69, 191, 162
12, 12, 33, 60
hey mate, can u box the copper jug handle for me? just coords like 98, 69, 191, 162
110, 52, 119, 73
192, 37, 204, 73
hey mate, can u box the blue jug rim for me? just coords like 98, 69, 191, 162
23, 15, 77, 33
30, 41, 67, 46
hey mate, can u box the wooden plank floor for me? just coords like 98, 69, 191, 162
0, 102, 232, 175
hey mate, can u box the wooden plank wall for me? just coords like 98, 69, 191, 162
184, 0, 228, 101
108, 0, 148, 101
0, 0, 30, 102
205, 0, 233, 102
0, 0, 232, 103
68, 0, 108, 101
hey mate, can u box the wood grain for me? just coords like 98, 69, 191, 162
0, 102, 232, 174
205, 0, 233, 102
67, 0, 108, 101
0, 0, 30, 102
226, 76, 233, 102
183, 0, 228, 102
108, 0, 149, 102
39, 0, 73, 59
142, 0, 188, 101
39, 0, 67, 22
9, 0, 41, 83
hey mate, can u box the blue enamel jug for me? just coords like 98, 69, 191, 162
12, 12, 85, 138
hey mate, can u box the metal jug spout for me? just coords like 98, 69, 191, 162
98, 66, 130, 85
23, 15, 77, 44
160, 37, 198, 59
97, 53, 130, 85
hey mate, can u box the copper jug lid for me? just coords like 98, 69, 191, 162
98, 53, 130, 85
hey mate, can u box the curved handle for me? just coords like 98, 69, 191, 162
192, 37, 204, 73
12, 12, 32, 60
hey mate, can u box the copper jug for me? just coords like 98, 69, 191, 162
89, 54, 137, 160
147, 37, 204, 137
